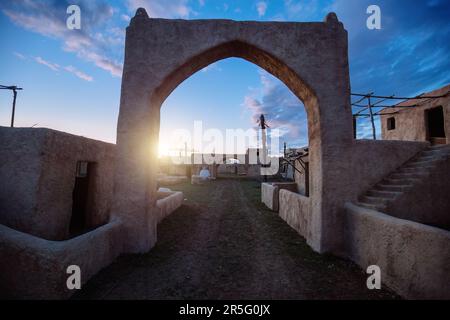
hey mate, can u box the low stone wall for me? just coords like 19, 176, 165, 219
345, 203, 450, 299
156, 191, 184, 223
279, 190, 311, 239
157, 175, 188, 186
261, 182, 297, 211
261, 183, 278, 211
0, 220, 123, 299
191, 175, 214, 184
0, 127, 116, 240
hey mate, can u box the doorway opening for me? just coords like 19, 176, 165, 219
426, 106, 446, 145
70, 161, 95, 236
158, 57, 309, 192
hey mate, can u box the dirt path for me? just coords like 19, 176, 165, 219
74, 179, 398, 300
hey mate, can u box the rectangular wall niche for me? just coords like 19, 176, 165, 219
70, 161, 95, 236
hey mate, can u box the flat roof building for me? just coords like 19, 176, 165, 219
380, 84, 450, 145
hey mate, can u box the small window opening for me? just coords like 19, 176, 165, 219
387, 117, 396, 131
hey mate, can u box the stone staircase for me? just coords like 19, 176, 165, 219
357, 144, 450, 212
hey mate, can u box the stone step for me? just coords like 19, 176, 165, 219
356, 144, 448, 214
405, 159, 440, 168
367, 190, 402, 199
375, 184, 412, 192
360, 195, 392, 205
429, 144, 450, 150
356, 201, 387, 212
398, 167, 431, 174
390, 172, 428, 180
383, 178, 420, 185
414, 155, 440, 162
422, 148, 450, 156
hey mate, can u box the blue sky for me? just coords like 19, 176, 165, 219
0, 0, 449, 152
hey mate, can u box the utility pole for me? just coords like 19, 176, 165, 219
367, 96, 377, 140
258, 114, 269, 182
0, 85, 23, 128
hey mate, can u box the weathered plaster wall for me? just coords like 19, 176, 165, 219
156, 191, 184, 223
345, 203, 450, 299
261, 182, 297, 211
386, 156, 450, 230
261, 183, 278, 211
0, 220, 123, 299
0, 127, 46, 235
115, 10, 354, 254
380, 85, 450, 143
279, 190, 311, 239
37, 129, 116, 239
0, 127, 116, 240
293, 159, 309, 196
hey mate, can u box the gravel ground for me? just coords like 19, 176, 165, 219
73, 178, 399, 300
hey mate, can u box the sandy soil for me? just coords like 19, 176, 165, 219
73, 178, 399, 300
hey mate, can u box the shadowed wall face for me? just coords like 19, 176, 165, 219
0, 127, 115, 240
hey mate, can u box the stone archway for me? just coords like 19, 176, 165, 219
113, 8, 353, 255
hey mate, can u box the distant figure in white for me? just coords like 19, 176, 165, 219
199, 166, 211, 180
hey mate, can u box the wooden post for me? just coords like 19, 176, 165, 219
368, 96, 376, 140
11, 89, 17, 128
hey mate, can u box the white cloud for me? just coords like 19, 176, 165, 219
1, 1, 123, 78
121, 14, 131, 22
64, 65, 94, 82
32, 55, 94, 82
13, 52, 26, 60
127, 0, 192, 18
201, 62, 222, 73
257, 1, 268, 17
242, 69, 308, 146
34, 56, 60, 71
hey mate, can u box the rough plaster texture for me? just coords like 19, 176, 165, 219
0, 220, 123, 299
261, 182, 297, 211
291, 157, 309, 196
115, 9, 354, 254
380, 84, 450, 143
261, 183, 279, 211
0, 127, 45, 237
0, 127, 115, 240
345, 203, 450, 299
279, 190, 311, 240
156, 191, 184, 223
